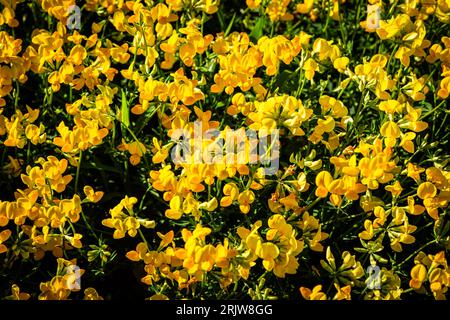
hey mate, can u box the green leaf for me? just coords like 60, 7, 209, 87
217, 7, 226, 31
275, 70, 294, 91
121, 89, 130, 128
250, 17, 266, 41
82, 162, 121, 174
225, 12, 237, 37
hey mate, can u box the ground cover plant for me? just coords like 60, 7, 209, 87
0, 0, 449, 300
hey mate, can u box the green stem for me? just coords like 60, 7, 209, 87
81, 210, 99, 240
344, 89, 366, 147
422, 100, 445, 119
75, 150, 83, 193
394, 239, 436, 270
14, 81, 19, 110
138, 228, 149, 249
123, 125, 150, 168
295, 72, 306, 98
306, 197, 322, 211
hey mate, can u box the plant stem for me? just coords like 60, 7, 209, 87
394, 239, 436, 270
75, 150, 83, 193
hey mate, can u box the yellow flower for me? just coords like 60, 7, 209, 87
25, 124, 46, 145
426, 167, 448, 189
256, 242, 280, 271
303, 58, 318, 81
438, 76, 450, 99
358, 220, 374, 240
157, 230, 174, 249
395, 46, 413, 67
407, 162, 424, 183
151, 137, 170, 164
68, 45, 87, 66
198, 0, 220, 14
110, 43, 130, 64
399, 132, 416, 153
315, 171, 333, 198
410, 264, 427, 289
385, 181, 403, 197
409, 251, 450, 300
333, 57, 349, 73
379, 100, 403, 114
102, 196, 153, 238
67, 233, 83, 249
296, 0, 314, 14
246, 0, 261, 9
6, 285, 30, 300
321, 247, 364, 284
0, 229, 12, 254
238, 190, 255, 214
166, 195, 183, 220
407, 196, 425, 215
83, 186, 104, 203
128, 141, 147, 166
265, 0, 293, 22
402, 103, 428, 132
380, 121, 401, 139
199, 197, 218, 212
83, 288, 103, 300
417, 182, 437, 199
300, 285, 327, 300
333, 283, 352, 300
220, 183, 239, 207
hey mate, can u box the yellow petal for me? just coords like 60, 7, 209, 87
380, 121, 401, 139
417, 182, 437, 199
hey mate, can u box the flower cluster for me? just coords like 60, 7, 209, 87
0, 0, 449, 300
